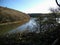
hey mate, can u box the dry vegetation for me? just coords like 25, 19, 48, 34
0, 6, 30, 24
0, 6, 30, 35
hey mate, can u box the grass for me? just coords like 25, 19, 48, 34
0, 6, 30, 35
0, 20, 29, 35
0, 6, 30, 23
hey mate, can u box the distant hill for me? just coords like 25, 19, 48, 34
28, 13, 49, 17
28, 13, 60, 17
0, 6, 30, 24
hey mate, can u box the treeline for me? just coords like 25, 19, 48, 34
28, 13, 60, 17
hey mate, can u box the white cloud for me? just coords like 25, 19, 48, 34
24, 0, 58, 13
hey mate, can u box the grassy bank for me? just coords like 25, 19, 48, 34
0, 20, 29, 35
0, 6, 30, 35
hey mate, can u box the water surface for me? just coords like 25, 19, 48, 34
8, 18, 39, 34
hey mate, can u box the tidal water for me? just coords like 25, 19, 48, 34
8, 18, 39, 34
7, 17, 60, 34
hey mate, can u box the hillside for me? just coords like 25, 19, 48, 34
0, 6, 30, 35
0, 6, 30, 24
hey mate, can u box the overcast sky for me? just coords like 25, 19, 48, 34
0, 0, 58, 13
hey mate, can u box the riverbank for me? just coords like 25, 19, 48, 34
0, 15, 30, 35
0, 6, 30, 35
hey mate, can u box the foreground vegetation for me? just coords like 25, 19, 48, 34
0, 23, 60, 45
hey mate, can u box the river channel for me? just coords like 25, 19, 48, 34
8, 18, 39, 34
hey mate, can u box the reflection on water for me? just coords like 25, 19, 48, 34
6, 17, 60, 34
8, 18, 39, 33
7, 17, 60, 34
